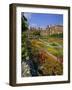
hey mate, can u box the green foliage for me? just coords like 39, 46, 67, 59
21, 13, 29, 61
49, 33, 63, 38
32, 30, 40, 37
21, 15, 28, 32
50, 42, 58, 46
21, 31, 29, 61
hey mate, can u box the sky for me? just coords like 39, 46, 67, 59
22, 12, 63, 28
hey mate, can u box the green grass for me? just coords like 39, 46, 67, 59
49, 33, 63, 38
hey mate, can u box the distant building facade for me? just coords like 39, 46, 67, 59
49, 25, 63, 35
29, 25, 63, 37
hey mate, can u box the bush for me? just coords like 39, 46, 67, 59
49, 33, 63, 38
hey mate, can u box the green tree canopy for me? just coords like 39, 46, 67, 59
21, 14, 28, 32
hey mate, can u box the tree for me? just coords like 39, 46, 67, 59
21, 13, 29, 61
21, 13, 28, 32
33, 30, 40, 37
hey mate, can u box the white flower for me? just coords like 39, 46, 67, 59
21, 61, 31, 77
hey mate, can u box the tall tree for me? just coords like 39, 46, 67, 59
21, 13, 28, 32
